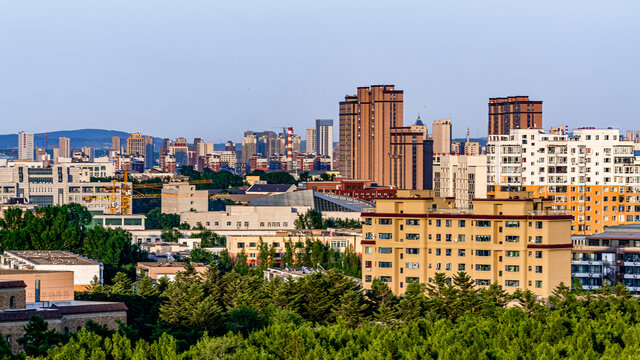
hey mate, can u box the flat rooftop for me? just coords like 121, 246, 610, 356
0, 269, 73, 275
3, 251, 98, 266
137, 262, 206, 268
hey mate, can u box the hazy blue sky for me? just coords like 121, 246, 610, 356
1, 0, 638, 142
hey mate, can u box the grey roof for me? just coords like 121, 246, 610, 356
246, 184, 296, 193
248, 190, 374, 213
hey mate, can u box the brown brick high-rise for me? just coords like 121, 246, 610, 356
339, 85, 432, 190
488, 96, 542, 135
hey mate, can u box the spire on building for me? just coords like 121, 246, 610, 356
415, 114, 424, 126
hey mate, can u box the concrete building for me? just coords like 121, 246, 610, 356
81, 146, 94, 162
111, 136, 122, 153
92, 214, 146, 230
339, 86, 431, 190
227, 231, 362, 265
488, 96, 542, 135
58, 137, 71, 159
181, 206, 302, 231
0, 162, 129, 213
572, 224, 640, 293
245, 183, 297, 195
241, 134, 257, 165
432, 118, 452, 155
17, 131, 34, 161
487, 128, 640, 235
316, 119, 333, 160
126, 133, 145, 156
0, 269, 74, 302
361, 190, 573, 297
0, 251, 103, 291
136, 262, 208, 281
0, 280, 127, 354
433, 154, 487, 208
464, 142, 481, 156
306, 128, 317, 154
161, 183, 209, 214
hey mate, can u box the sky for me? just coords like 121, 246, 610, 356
0, 0, 638, 142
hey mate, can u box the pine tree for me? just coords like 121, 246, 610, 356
17, 315, 63, 357
334, 289, 368, 328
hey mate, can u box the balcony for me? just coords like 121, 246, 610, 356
527, 209, 571, 216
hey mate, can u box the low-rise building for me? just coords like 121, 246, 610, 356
181, 206, 302, 231
572, 224, 640, 293
137, 262, 208, 281
92, 214, 146, 230
0, 251, 102, 291
0, 269, 74, 302
361, 190, 573, 297
0, 280, 127, 354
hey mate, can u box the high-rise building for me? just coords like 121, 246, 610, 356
18, 131, 34, 161
126, 133, 145, 156
361, 190, 572, 297
112, 136, 121, 153
305, 128, 316, 154
316, 119, 334, 160
225, 141, 236, 152
463, 142, 481, 155
144, 136, 154, 169
432, 118, 452, 154
487, 128, 640, 235
59, 137, 71, 159
81, 147, 94, 162
339, 85, 432, 190
241, 134, 257, 164
488, 96, 542, 135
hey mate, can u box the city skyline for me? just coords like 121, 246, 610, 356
1, 1, 638, 141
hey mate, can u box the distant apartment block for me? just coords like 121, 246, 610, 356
433, 154, 487, 208
487, 128, 640, 235
161, 183, 209, 214
17, 131, 34, 161
316, 119, 334, 160
432, 118, 452, 154
306, 128, 317, 154
488, 96, 542, 135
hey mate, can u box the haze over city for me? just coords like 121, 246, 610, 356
1, 0, 638, 141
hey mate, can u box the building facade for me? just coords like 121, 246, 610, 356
17, 131, 34, 161
432, 118, 452, 154
316, 119, 334, 160
306, 128, 317, 154
487, 128, 640, 235
161, 183, 209, 214
339, 85, 431, 190
361, 190, 572, 297
433, 154, 487, 208
488, 96, 542, 135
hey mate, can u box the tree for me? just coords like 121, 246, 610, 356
161, 228, 182, 243
333, 289, 368, 328
17, 315, 64, 357
260, 171, 297, 185
145, 208, 180, 230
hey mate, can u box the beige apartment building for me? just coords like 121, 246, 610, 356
180, 206, 302, 231
433, 154, 487, 208
361, 190, 572, 297
161, 183, 209, 214
432, 118, 452, 154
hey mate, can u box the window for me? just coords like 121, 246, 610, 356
9, 296, 15, 309
476, 235, 491, 242
237, 242, 245, 249
506, 251, 520, 257
476, 264, 491, 271
535, 280, 542, 288
378, 262, 392, 268
505, 280, 520, 287
458, 264, 466, 271
535, 251, 542, 259
406, 262, 420, 269
406, 219, 420, 226
365, 275, 372, 282
380, 276, 392, 283
535, 221, 543, 229
379, 219, 393, 225
476, 279, 490, 286
535, 266, 543, 273
446, 220, 452, 227
365, 247, 373, 254
365, 232, 375, 240
436, 263, 441, 270
505, 235, 519, 243
446, 249, 452, 256
505, 221, 520, 228
476, 220, 491, 227
406, 248, 420, 255
436, 249, 441, 256
535, 236, 543, 244
378, 247, 392, 254
505, 265, 520, 272
458, 220, 466, 227
406, 277, 419, 283
406, 233, 420, 240
378, 233, 392, 240
445, 263, 452, 270
458, 249, 466, 256
365, 261, 372, 268
476, 250, 491, 256
457, 234, 466, 242
446, 234, 452, 242
365, 218, 372, 225
436, 234, 441, 241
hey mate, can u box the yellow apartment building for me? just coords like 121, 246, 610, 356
361, 190, 572, 297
